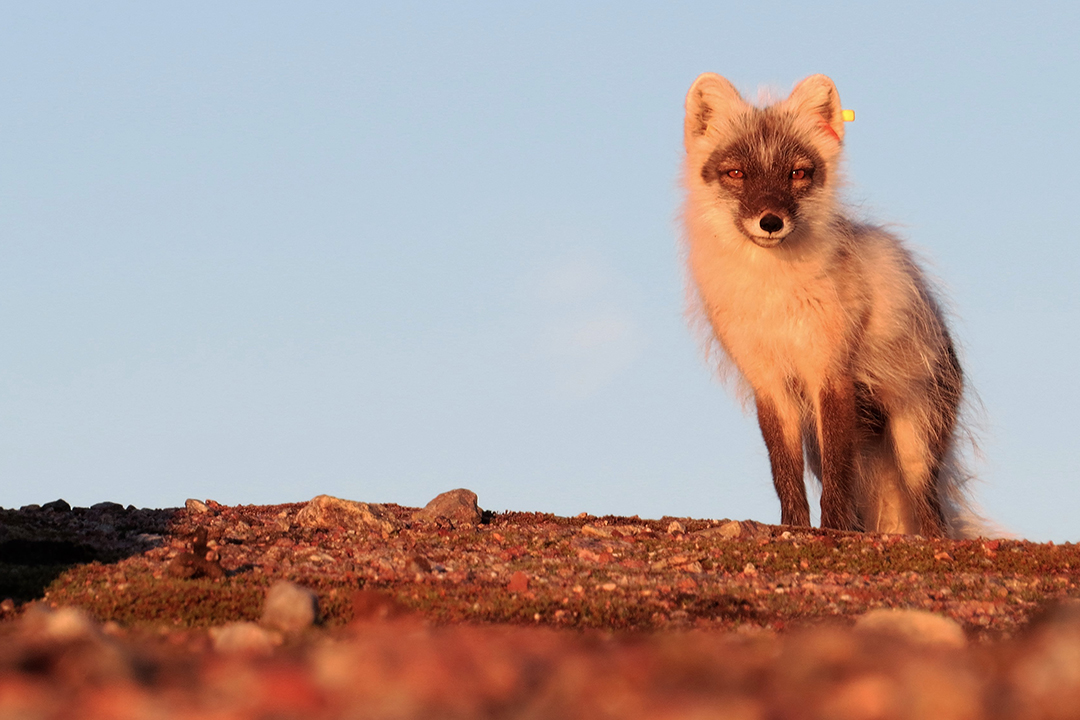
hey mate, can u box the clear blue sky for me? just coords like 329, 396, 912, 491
2, 2, 1078, 541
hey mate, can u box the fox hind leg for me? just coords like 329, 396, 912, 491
890, 412, 946, 537
890, 346, 961, 538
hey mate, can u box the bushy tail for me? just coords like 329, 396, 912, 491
938, 438, 1003, 539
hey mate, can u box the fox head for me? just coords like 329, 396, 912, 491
683, 74, 845, 249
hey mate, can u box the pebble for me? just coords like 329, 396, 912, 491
295, 495, 399, 534
261, 580, 320, 634
412, 488, 483, 525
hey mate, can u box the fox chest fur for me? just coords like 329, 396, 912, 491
688, 226, 869, 402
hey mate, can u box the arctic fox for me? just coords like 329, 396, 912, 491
681, 73, 981, 538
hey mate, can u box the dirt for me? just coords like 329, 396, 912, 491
1, 495, 1079, 719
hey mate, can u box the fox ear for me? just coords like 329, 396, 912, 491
787, 74, 844, 143
684, 73, 744, 151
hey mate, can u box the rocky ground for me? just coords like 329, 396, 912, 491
2, 490, 1080, 719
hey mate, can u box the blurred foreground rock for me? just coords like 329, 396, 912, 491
855, 608, 968, 648
261, 580, 319, 634
1005, 600, 1080, 719
5, 599, 1080, 719
209, 621, 283, 655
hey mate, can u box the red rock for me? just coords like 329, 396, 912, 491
507, 571, 530, 594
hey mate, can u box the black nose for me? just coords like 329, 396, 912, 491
759, 214, 784, 233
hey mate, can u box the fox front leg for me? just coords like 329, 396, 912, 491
755, 396, 810, 527
817, 382, 858, 531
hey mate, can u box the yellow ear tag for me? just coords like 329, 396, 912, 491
842, 109, 855, 122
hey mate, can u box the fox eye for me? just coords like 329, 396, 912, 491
726, 169, 744, 179
791, 168, 809, 180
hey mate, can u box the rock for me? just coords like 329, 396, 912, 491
412, 488, 482, 525
168, 527, 225, 580
854, 609, 966, 648
696, 520, 769, 540
675, 577, 698, 591
185, 498, 209, 514
696, 520, 745, 539
295, 495, 399, 534
261, 580, 319, 634
41, 499, 71, 513
719, 520, 745, 538
667, 521, 686, 535
209, 622, 282, 655
90, 501, 124, 512
579, 523, 648, 539
507, 571, 530, 594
